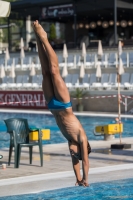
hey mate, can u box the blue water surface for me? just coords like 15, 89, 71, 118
0, 178, 133, 200
0, 112, 133, 148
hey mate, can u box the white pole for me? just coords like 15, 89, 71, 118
127, 52, 129, 68
118, 74, 121, 120
125, 97, 127, 113
26, 15, 31, 49
117, 54, 121, 144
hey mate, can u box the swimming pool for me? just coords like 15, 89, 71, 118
0, 112, 133, 148
0, 178, 133, 200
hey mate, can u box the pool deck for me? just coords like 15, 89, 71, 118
0, 137, 133, 197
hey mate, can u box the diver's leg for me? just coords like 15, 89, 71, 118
33, 26, 54, 103
33, 20, 70, 103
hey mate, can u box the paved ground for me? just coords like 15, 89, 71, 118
0, 137, 133, 197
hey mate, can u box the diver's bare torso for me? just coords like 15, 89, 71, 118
51, 108, 87, 144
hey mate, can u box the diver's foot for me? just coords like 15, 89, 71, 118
32, 20, 47, 41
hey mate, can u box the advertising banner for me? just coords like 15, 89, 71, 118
0, 91, 47, 109
42, 4, 74, 18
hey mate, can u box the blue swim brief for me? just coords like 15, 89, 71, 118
48, 97, 72, 110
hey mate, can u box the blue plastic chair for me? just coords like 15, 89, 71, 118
4, 118, 43, 168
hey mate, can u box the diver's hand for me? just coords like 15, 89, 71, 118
81, 179, 89, 187
75, 180, 83, 186
75, 179, 89, 187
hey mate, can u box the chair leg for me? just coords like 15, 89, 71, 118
17, 145, 21, 168
14, 145, 18, 168
39, 143, 43, 167
8, 145, 13, 166
29, 146, 33, 164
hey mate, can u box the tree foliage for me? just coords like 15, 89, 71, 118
49, 23, 56, 41
70, 88, 88, 104
0, 0, 23, 43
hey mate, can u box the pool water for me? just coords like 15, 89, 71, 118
0, 178, 133, 200
0, 112, 133, 148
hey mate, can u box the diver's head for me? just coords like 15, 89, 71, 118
70, 149, 82, 160
69, 142, 82, 160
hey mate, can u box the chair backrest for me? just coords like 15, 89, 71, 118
71, 74, 79, 84
38, 74, 43, 85
91, 54, 97, 62
130, 73, 133, 84
32, 75, 39, 84
7, 58, 12, 66
0, 59, 3, 65
67, 55, 74, 63
101, 54, 108, 62
15, 57, 20, 65
82, 74, 90, 84
76, 54, 81, 64
121, 73, 130, 84
57, 55, 63, 63
4, 118, 29, 144
23, 57, 30, 65
8, 77, 14, 84
16, 75, 23, 83
90, 74, 96, 84
64, 74, 72, 83
129, 52, 133, 63
109, 73, 117, 84
101, 54, 105, 62
121, 52, 127, 63
86, 54, 91, 62
33, 56, 40, 65
108, 53, 116, 62
22, 75, 29, 83
2, 76, 8, 83
101, 73, 109, 84
36, 56, 40, 64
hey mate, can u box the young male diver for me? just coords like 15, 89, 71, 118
32, 20, 91, 187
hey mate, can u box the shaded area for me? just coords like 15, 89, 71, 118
11, 0, 133, 21
93, 148, 133, 156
